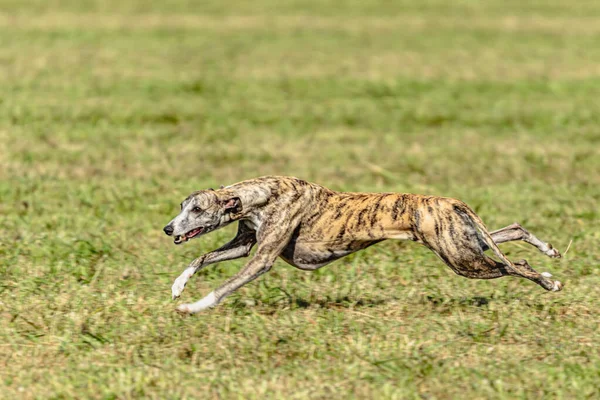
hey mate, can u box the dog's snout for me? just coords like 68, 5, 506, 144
163, 225, 174, 236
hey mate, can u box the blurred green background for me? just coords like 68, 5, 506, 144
1, 1, 599, 398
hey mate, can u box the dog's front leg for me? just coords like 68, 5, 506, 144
172, 224, 256, 299
175, 251, 277, 314
176, 217, 299, 314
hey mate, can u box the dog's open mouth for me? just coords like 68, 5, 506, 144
174, 227, 204, 244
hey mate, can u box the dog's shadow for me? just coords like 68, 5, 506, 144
232, 291, 494, 314
289, 295, 492, 309
230, 291, 393, 312
292, 295, 391, 309
424, 295, 491, 307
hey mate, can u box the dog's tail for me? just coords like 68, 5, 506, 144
456, 203, 516, 270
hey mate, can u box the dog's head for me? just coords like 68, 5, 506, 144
163, 189, 242, 245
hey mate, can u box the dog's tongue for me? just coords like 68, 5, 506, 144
186, 228, 202, 238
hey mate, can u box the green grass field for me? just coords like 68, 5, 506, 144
1, 1, 599, 398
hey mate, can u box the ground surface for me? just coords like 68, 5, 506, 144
1, 1, 599, 398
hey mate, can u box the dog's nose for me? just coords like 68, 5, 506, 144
163, 225, 174, 236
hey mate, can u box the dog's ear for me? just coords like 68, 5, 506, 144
222, 197, 241, 213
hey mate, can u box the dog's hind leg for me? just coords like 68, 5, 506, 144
455, 206, 563, 291
488, 223, 561, 258
171, 223, 256, 299
498, 258, 562, 291
430, 242, 562, 292
420, 207, 562, 292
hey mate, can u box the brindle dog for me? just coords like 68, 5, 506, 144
163, 176, 562, 314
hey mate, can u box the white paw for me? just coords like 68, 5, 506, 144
175, 292, 218, 314
171, 277, 188, 300
541, 271, 552, 278
176, 303, 192, 314
544, 245, 561, 258
552, 280, 563, 292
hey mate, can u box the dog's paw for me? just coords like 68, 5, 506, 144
541, 272, 562, 292
171, 278, 187, 300
551, 280, 563, 292
174, 292, 218, 314
544, 244, 561, 258
176, 303, 193, 315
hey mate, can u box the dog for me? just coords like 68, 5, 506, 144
163, 176, 562, 314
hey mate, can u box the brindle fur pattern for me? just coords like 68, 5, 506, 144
164, 176, 562, 314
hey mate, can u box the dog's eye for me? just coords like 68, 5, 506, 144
192, 207, 202, 213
